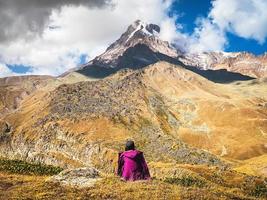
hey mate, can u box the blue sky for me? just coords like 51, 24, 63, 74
0, 0, 266, 77
225, 32, 267, 55
171, 0, 212, 34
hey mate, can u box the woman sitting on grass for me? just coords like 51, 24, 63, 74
117, 140, 150, 181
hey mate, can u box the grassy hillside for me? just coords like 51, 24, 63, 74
0, 158, 266, 200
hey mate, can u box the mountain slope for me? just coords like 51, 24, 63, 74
1, 62, 266, 170
0, 75, 54, 116
0, 61, 267, 199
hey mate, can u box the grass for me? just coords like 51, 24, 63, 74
164, 176, 206, 187
1, 172, 266, 200
0, 173, 184, 200
0, 158, 63, 176
0, 157, 266, 199
0, 173, 260, 200
234, 154, 267, 176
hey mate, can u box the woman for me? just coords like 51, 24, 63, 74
117, 140, 150, 181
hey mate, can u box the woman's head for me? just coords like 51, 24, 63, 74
125, 140, 135, 151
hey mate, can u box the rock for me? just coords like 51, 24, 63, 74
4, 122, 11, 133
49, 167, 101, 188
0, 121, 11, 133
0, 121, 12, 143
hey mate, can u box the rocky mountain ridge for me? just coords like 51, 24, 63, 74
180, 51, 267, 78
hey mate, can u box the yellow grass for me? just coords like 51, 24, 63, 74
0, 171, 263, 200
234, 154, 267, 176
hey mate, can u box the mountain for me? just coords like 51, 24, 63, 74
66, 20, 181, 79
63, 20, 255, 83
180, 51, 267, 78
0, 75, 54, 116
1, 61, 267, 167
1, 20, 266, 170
1, 61, 267, 198
86, 20, 180, 67
64, 20, 266, 81
92, 20, 180, 67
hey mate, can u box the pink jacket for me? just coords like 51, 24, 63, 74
117, 150, 150, 181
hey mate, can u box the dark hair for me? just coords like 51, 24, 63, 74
125, 140, 135, 151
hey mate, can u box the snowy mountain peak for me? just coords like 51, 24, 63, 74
109, 20, 161, 48
129, 20, 160, 36
91, 20, 180, 68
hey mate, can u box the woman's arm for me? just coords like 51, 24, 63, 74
140, 153, 151, 179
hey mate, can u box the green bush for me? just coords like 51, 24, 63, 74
0, 158, 63, 176
250, 182, 267, 198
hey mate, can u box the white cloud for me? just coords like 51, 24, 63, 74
0, 63, 17, 78
210, 0, 267, 44
188, 18, 227, 53
188, 0, 267, 53
159, 17, 185, 43
0, 0, 181, 77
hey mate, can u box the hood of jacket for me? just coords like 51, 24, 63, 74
121, 150, 142, 159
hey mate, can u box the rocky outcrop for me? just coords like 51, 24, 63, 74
0, 121, 12, 143
49, 167, 101, 187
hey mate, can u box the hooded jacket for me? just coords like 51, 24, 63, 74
117, 150, 150, 181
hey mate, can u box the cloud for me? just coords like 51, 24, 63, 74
188, 18, 227, 53
210, 0, 267, 44
188, 0, 267, 52
0, 0, 180, 77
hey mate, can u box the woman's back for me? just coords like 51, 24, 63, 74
117, 141, 150, 181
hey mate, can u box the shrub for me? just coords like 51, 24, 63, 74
0, 158, 63, 176
250, 182, 267, 198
